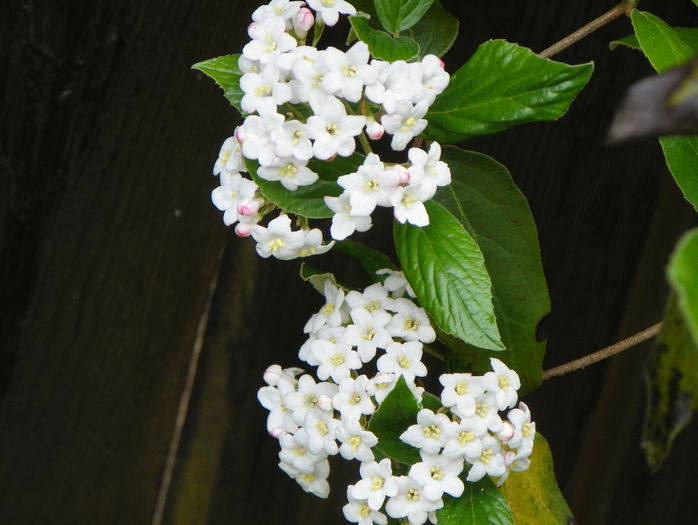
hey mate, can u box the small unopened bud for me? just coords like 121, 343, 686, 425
269, 427, 285, 439
235, 223, 253, 237
503, 450, 516, 466
366, 117, 384, 140
437, 57, 445, 69
238, 198, 262, 216
393, 165, 410, 184
263, 364, 284, 385
293, 7, 314, 37
497, 421, 515, 443
316, 394, 333, 411
234, 125, 245, 143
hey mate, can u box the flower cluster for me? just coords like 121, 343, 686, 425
211, 0, 452, 260
258, 271, 535, 525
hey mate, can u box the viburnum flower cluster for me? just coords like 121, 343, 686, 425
210, 0, 452, 260
258, 271, 536, 525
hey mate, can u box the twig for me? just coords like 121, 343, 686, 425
538, 1, 638, 59
542, 321, 662, 380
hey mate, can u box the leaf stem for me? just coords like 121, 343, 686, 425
312, 19, 325, 47
358, 133, 372, 155
542, 321, 662, 380
423, 344, 445, 362
538, 1, 638, 59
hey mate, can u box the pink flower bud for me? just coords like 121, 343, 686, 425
393, 165, 410, 184
269, 427, 285, 439
263, 364, 284, 385
497, 421, 515, 443
503, 450, 516, 466
237, 198, 261, 216
437, 57, 445, 69
293, 7, 314, 37
234, 125, 245, 143
235, 223, 253, 237
366, 117, 384, 140
316, 394, 333, 411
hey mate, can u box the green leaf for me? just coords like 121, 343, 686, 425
631, 10, 697, 73
349, 16, 420, 61
335, 240, 397, 283
643, 295, 698, 471
610, 34, 641, 51
669, 229, 698, 342
660, 137, 698, 213
424, 40, 593, 143
434, 147, 550, 392
248, 153, 364, 219
500, 434, 574, 525
394, 201, 503, 351
404, 0, 459, 58
375, 0, 433, 33
367, 376, 421, 465
299, 263, 338, 294
421, 392, 442, 411
612, 28, 698, 53
192, 54, 244, 114
437, 475, 513, 525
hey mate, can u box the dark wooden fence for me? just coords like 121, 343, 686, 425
1, 0, 697, 523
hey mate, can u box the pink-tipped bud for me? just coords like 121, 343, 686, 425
503, 450, 516, 466
293, 7, 314, 37
316, 394, 333, 411
269, 427, 285, 439
237, 198, 262, 217
235, 222, 253, 237
497, 421, 515, 443
234, 125, 245, 143
394, 165, 410, 184
437, 57, 445, 69
366, 117, 384, 140
263, 364, 284, 385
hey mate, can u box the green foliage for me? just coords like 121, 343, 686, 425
394, 201, 504, 351
610, 34, 641, 51
191, 54, 244, 114
335, 240, 397, 283
669, 229, 698, 343
299, 263, 338, 294
611, 28, 698, 53
424, 40, 593, 142
421, 392, 442, 411
500, 434, 574, 525
367, 376, 421, 465
375, 0, 433, 33
349, 16, 420, 61
437, 475, 513, 525
434, 147, 550, 392
403, 0, 459, 58
660, 137, 698, 213
248, 154, 364, 219
631, 11, 697, 73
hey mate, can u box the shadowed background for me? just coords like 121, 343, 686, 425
1, 1, 697, 524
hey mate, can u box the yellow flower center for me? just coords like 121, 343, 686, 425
407, 488, 420, 501
423, 424, 441, 439
364, 300, 381, 312
458, 431, 474, 445
326, 123, 340, 135
361, 327, 376, 340
455, 380, 469, 395
401, 116, 417, 132
371, 476, 385, 491
430, 466, 444, 480
267, 238, 286, 252
479, 448, 494, 464
280, 163, 298, 178
330, 352, 346, 366
397, 354, 411, 369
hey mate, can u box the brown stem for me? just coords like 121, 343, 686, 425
542, 321, 662, 380
538, 1, 638, 59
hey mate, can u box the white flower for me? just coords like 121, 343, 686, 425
324, 192, 373, 241
502, 402, 535, 451
243, 17, 297, 64
307, 97, 366, 159
385, 476, 442, 525
375, 269, 416, 298
303, 410, 341, 455
252, 0, 304, 22
465, 434, 506, 482
351, 458, 399, 511
306, 0, 356, 26
333, 375, 375, 420
420, 54, 450, 103
280, 456, 331, 498
337, 153, 400, 216
399, 409, 453, 454
408, 142, 451, 195
211, 172, 259, 226
382, 100, 429, 151
409, 452, 465, 500
297, 228, 335, 257
387, 298, 436, 343
390, 183, 432, 226
365, 60, 421, 110
439, 373, 484, 418
304, 280, 347, 333
213, 136, 244, 176
472, 393, 504, 432
376, 341, 427, 382
321, 42, 377, 102
251, 214, 305, 260
345, 282, 395, 315
366, 372, 397, 404
343, 307, 393, 362
285, 374, 338, 426
337, 418, 378, 463
262, 364, 303, 387
258, 157, 319, 190
279, 428, 328, 474
241, 111, 285, 166
240, 64, 292, 114
313, 340, 362, 382
343, 486, 388, 525
290, 51, 333, 105
299, 325, 346, 365
271, 119, 314, 161
258, 383, 298, 435
483, 358, 521, 411
441, 417, 488, 459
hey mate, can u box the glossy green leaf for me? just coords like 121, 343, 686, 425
403, 0, 459, 58
248, 153, 363, 219
660, 137, 698, 212
611, 29, 698, 53
299, 263, 338, 294
394, 201, 503, 351
643, 295, 698, 471
610, 34, 641, 51
500, 434, 574, 525
367, 376, 421, 465
631, 10, 696, 73
424, 40, 593, 143
669, 229, 698, 342
349, 16, 420, 61
335, 240, 397, 283
437, 475, 513, 525
375, 0, 433, 33
192, 54, 244, 114
421, 392, 442, 412
434, 147, 550, 392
